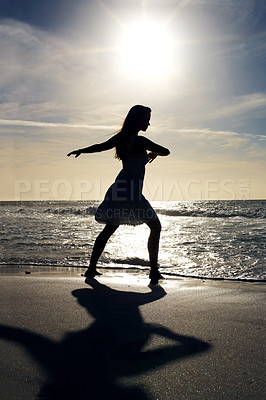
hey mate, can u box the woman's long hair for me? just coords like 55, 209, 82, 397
115, 105, 151, 160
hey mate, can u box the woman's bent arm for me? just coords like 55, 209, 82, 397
138, 136, 170, 156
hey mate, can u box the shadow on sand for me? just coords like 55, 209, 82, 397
0, 279, 210, 399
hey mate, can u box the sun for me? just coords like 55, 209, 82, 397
119, 19, 174, 80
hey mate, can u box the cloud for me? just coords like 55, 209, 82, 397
0, 20, 116, 123
196, 93, 266, 131
168, 127, 266, 141
163, 126, 266, 166
0, 118, 117, 131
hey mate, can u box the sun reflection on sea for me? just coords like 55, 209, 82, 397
97, 215, 195, 273
100, 223, 151, 268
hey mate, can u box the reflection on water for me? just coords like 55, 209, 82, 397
1, 201, 265, 280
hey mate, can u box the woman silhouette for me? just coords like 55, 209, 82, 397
67, 105, 170, 283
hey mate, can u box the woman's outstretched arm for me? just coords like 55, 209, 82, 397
67, 135, 118, 158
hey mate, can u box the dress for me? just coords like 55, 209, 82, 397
95, 151, 158, 225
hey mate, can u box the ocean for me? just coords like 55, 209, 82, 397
0, 200, 265, 281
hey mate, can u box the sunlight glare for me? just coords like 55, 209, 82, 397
119, 20, 174, 80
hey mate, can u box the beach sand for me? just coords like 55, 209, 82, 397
0, 267, 265, 399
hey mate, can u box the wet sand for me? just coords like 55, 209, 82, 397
0, 268, 265, 399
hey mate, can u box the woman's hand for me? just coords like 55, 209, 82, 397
67, 149, 81, 158
147, 152, 158, 163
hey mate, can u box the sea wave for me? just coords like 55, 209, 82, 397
43, 207, 98, 216
1, 199, 265, 281
9, 205, 266, 219
157, 209, 266, 219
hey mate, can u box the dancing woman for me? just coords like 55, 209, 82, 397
67, 105, 170, 283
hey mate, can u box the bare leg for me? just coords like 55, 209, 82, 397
85, 224, 119, 277
146, 219, 164, 282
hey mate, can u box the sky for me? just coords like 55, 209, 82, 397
0, 0, 266, 201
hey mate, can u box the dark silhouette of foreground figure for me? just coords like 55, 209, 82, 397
0, 280, 210, 399
67, 105, 170, 284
